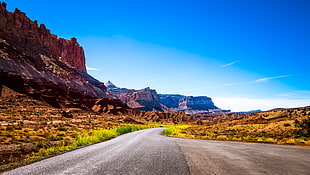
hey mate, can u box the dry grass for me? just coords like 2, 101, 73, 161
0, 108, 164, 169
0, 85, 174, 169
0, 92, 158, 169
164, 108, 310, 145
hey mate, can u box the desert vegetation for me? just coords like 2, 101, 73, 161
1, 85, 309, 171
164, 108, 310, 145
0, 86, 166, 170
0, 107, 163, 170
29, 124, 160, 161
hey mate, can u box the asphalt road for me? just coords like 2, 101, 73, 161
4, 128, 310, 175
176, 138, 310, 175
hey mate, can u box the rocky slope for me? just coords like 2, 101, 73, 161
0, 2, 127, 111
0, 2, 194, 123
106, 81, 165, 112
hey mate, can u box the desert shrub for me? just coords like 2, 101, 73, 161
6, 125, 14, 131
57, 126, 67, 131
61, 111, 73, 118
207, 132, 217, 139
116, 126, 132, 135
163, 125, 191, 136
29, 124, 157, 160
294, 117, 310, 137
163, 127, 177, 136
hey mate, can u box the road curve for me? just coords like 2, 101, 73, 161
4, 128, 190, 175
4, 128, 310, 175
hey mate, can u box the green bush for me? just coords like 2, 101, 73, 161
163, 125, 191, 136
116, 126, 132, 135
29, 124, 158, 160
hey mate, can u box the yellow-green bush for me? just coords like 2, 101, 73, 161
29, 124, 160, 160
162, 125, 191, 137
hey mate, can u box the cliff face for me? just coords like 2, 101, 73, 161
158, 94, 184, 109
159, 94, 219, 114
0, 2, 85, 72
178, 96, 218, 110
106, 82, 165, 112
106, 81, 222, 114
0, 2, 127, 110
0, 2, 195, 123
119, 88, 163, 112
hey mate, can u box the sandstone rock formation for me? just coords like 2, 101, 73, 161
159, 94, 221, 115
0, 2, 194, 123
0, 2, 196, 123
0, 2, 85, 72
106, 81, 226, 115
0, 2, 126, 110
106, 82, 164, 112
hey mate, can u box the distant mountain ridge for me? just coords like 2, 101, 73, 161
106, 81, 136, 95
0, 1, 223, 124
106, 81, 164, 112
105, 81, 229, 115
0, 2, 196, 124
159, 94, 219, 115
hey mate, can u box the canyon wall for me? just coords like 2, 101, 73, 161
0, 2, 117, 109
0, 2, 86, 72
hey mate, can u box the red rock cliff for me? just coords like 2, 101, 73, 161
0, 2, 86, 72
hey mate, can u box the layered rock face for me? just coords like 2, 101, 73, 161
106, 82, 165, 112
0, 2, 195, 123
106, 81, 222, 114
119, 88, 163, 112
158, 94, 184, 110
0, 2, 85, 72
0, 2, 127, 110
179, 96, 218, 110
159, 94, 219, 114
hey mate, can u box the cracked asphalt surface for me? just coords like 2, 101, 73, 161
4, 128, 310, 175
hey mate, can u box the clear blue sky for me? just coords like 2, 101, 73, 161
4, 0, 310, 111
